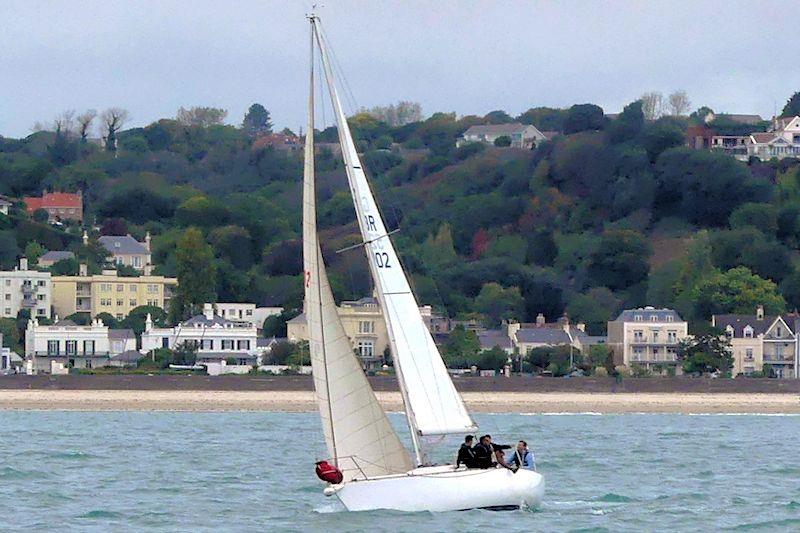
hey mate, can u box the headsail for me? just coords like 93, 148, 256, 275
313, 19, 477, 449
304, 17, 412, 480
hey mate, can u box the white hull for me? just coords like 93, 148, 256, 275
326, 466, 544, 512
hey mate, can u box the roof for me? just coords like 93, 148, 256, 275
750, 132, 778, 144
541, 130, 561, 140
463, 123, 532, 137
712, 113, 764, 125
478, 330, 513, 350
515, 328, 572, 345
182, 314, 250, 328
108, 329, 135, 340
23, 192, 82, 212
613, 308, 684, 323
256, 337, 289, 348
98, 235, 149, 255
713, 314, 799, 337
39, 251, 75, 262
110, 350, 143, 363
286, 313, 307, 325
0, 198, 11, 206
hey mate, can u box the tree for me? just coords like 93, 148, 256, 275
120, 305, 167, 336
95, 312, 118, 328
242, 103, 272, 135
729, 203, 778, 235
689, 106, 714, 124
176, 107, 227, 128
525, 345, 576, 376
781, 91, 800, 118
563, 104, 606, 134
677, 334, 732, 375
691, 266, 786, 319
50, 258, 80, 275
100, 218, 128, 236
100, 108, 129, 152
607, 100, 644, 144
525, 229, 557, 267
640, 92, 664, 120
477, 346, 509, 371
442, 325, 481, 368
0, 318, 21, 353
493, 135, 512, 147
32, 208, 49, 223
484, 110, 513, 124
365, 101, 422, 127
566, 287, 621, 336
24, 241, 45, 265
0, 231, 20, 270
76, 110, 97, 143
171, 228, 217, 322
587, 230, 651, 291
667, 91, 691, 116
474, 282, 524, 327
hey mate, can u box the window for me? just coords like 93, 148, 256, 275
777, 326, 783, 337
133, 256, 142, 268
37, 294, 45, 301
222, 340, 234, 350
634, 315, 643, 322
147, 284, 158, 294
633, 330, 644, 341
666, 315, 674, 322
130, 300, 137, 307
359, 321, 374, 334
201, 339, 214, 350
632, 346, 644, 360
725, 326, 734, 338
744, 326, 754, 338
668, 330, 677, 343
83, 340, 95, 355
4, 308, 10, 316
130, 284, 137, 291
100, 283, 112, 292
4, 280, 9, 286
37, 308, 46, 316
117, 284, 124, 292
237, 340, 250, 350
745, 348, 753, 360
47, 340, 60, 355
38, 280, 46, 287
652, 331, 659, 343
650, 315, 657, 322
357, 340, 375, 357
116, 314, 123, 320
162, 337, 170, 348
4, 294, 9, 301
245, 310, 253, 316
85, 359, 92, 369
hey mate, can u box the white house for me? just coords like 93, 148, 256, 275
0, 198, 11, 216
0, 258, 52, 319
745, 116, 800, 160
141, 303, 261, 365
213, 302, 283, 330
25, 317, 134, 372
457, 123, 546, 149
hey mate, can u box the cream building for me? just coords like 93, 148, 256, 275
288, 297, 389, 370
141, 304, 260, 365
607, 307, 689, 372
51, 269, 177, 320
713, 307, 799, 378
213, 302, 283, 330
25, 317, 135, 372
0, 258, 51, 319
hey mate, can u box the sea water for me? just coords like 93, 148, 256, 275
0, 411, 798, 532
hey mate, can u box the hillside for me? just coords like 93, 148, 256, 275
2, 100, 800, 337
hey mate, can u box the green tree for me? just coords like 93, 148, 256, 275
608, 100, 644, 144
677, 334, 733, 375
477, 346, 509, 371
563, 104, 606, 134
0, 231, 20, 269
729, 203, 778, 235
171, 228, 217, 322
692, 266, 786, 319
493, 135, 512, 147
587, 230, 651, 291
781, 91, 800, 118
95, 312, 118, 328
176, 106, 228, 128
474, 282, 524, 327
32, 208, 49, 223
120, 305, 167, 336
566, 287, 621, 336
525, 229, 557, 267
0, 318, 21, 353
24, 241, 45, 265
242, 103, 272, 135
442, 325, 481, 368
50, 258, 80, 275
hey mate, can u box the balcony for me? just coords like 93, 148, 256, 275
763, 355, 794, 364
32, 351, 110, 358
630, 339, 679, 346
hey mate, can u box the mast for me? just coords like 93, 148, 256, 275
311, 17, 426, 465
306, 14, 337, 466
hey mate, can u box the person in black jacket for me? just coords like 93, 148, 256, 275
472, 435, 495, 469
456, 435, 476, 468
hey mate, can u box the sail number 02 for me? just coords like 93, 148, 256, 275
374, 252, 391, 268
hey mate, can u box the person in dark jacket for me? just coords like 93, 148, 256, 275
456, 435, 476, 468
472, 435, 495, 469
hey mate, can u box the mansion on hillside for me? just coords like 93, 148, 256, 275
688, 115, 800, 161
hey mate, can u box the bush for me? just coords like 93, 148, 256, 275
493, 136, 512, 147
593, 366, 609, 377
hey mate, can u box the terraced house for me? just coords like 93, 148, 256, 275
607, 307, 689, 373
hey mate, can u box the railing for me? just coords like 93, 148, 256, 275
31, 351, 110, 358
763, 355, 794, 364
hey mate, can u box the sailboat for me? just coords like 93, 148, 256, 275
303, 14, 544, 512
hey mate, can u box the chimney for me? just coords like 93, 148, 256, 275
757, 305, 765, 321
145, 231, 151, 252
19, 257, 28, 271
576, 322, 586, 332
203, 303, 214, 320
143, 264, 153, 276
79, 263, 88, 276
82, 230, 89, 246
145, 313, 153, 332
536, 313, 546, 326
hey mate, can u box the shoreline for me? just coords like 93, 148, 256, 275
1, 390, 799, 413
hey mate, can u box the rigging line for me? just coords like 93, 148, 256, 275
318, 24, 359, 117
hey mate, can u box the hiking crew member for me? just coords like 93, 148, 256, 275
473, 435, 495, 469
511, 440, 536, 471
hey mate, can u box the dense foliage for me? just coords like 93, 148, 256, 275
2, 96, 799, 336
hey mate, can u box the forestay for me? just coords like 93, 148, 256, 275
314, 20, 477, 438
303, 21, 412, 480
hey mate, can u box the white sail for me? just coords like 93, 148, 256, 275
303, 21, 413, 480
313, 20, 477, 443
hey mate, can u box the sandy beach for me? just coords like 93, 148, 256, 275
1, 389, 799, 413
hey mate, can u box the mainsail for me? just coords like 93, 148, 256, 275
304, 18, 412, 480
313, 19, 477, 456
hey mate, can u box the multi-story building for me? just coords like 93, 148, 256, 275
51, 269, 177, 320
607, 307, 689, 372
25, 317, 135, 372
95, 233, 152, 272
457, 123, 547, 149
745, 116, 800, 160
213, 303, 283, 330
23, 191, 83, 222
712, 306, 799, 378
0, 258, 51, 319
141, 304, 260, 365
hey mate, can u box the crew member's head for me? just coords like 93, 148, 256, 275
464, 435, 474, 445
518, 440, 527, 452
